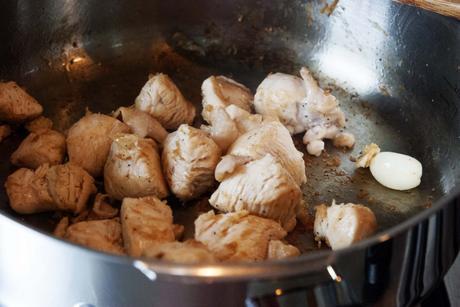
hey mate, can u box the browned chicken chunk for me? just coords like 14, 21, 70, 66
25, 116, 53, 132
5, 163, 96, 214
162, 124, 221, 200
195, 210, 292, 262
210, 154, 302, 231
65, 218, 124, 255
0, 82, 43, 122
135, 74, 196, 130
66, 112, 131, 177
314, 202, 377, 250
5, 166, 55, 214
120, 196, 176, 257
104, 134, 168, 200
90, 194, 119, 220
267, 240, 301, 260
11, 129, 66, 169
113, 106, 168, 144
143, 240, 216, 263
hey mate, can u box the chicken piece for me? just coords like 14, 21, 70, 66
5, 163, 96, 214
224, 121, 306, 185
143, 240, 216, 263
201, 76, 253, 123
210, 154, 301, 231
45, 163, 97, 214
120, 196, 175, 257
104, 134, 168, 200
5, 166, 56, 214
314, 202, 377, 250
267, 240, 301, 260
333, 132, 355, 149
254, 68, 354, 156
162, 125, 221, 200
135, 73, 196, 130
254, 72, 306, 134
356, 143, 381, 168
0, 124, 11, 142
66, 112, 131, 177
224, 104, 269, 134
0, 81, 43, 122
214, 155, 252, 182
25, 116, 53, 132
113, 106, 168, 144
200, 107, 239, 152
195, 210, 288, 262
10, 129, 66, 169
90, 194, 119, 220
65, 218, 124, 255
54, 217, 70, 238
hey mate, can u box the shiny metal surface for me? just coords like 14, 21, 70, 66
0, 0, 459, 306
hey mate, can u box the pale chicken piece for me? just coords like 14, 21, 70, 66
113, 106, 168, 144
135, 73, 196, 130
11, 129, 66, 169
0, 82, 43, 122
225, 121, 306, 185
200, 107, 239, 152
25, 116, 53, 132
314, 202, 377, 250
120, 196, 176, 257
267, 240, 301, 260
195, 210, 288, 262
45, 163, 97, 214
65, 218, 124, 255
4, 163, 96, 214
210, 154, 301, 231
201, 76, 253, 123
143, 240, 216, 263
254, 72, 306, 134
224, 104, 268, 134
162, 124, 221, 200
104, 134, 168, 200
66, 112, 131, 177
254, 68, 354, 156
5, 166, 55, 214
214, 155, 252, 182
0, 124, 11, 142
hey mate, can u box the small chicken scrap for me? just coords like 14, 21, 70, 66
62, 218, 124, 255
195, 210, 299, 261
113, 106, 168, 144
11, 129, 66, 169
104, 134, 168, 200
5, 163, 96, 214
143, 240, 216, 263
314, 202, 377, 250
162, 124, 221, 200
200, 76, 253, 151
66, 112, 131, 177
120, 196, 176, 257
254, 67, 354, 156
135, 73, 196, 130
0, 81, 43, 122
210, 154, 302, 231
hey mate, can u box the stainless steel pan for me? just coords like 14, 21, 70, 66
0, 0, 459, 306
